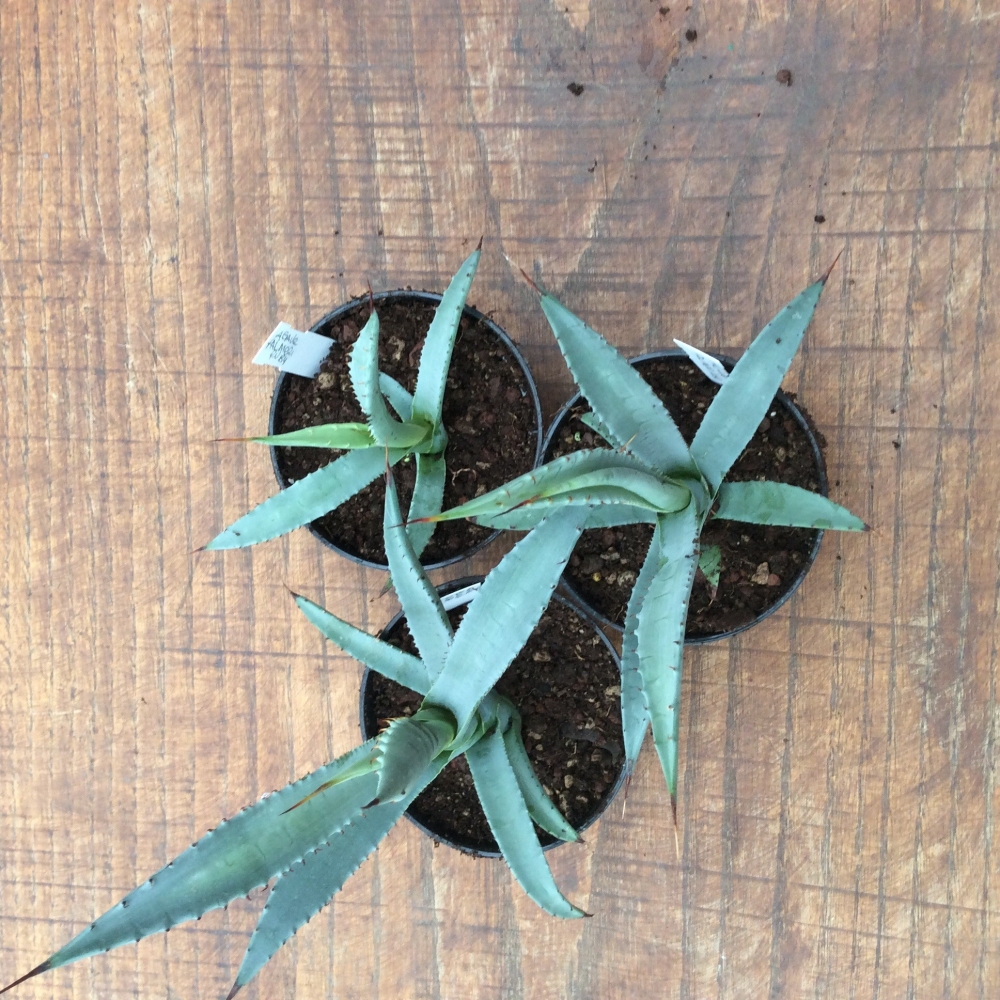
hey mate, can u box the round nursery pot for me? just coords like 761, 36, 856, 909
542, 349, 828, 643
359, 577, 629, 857
269, 291, 543, 571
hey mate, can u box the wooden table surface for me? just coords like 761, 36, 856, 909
2, 1, 998, 997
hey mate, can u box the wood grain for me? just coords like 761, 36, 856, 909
2, 0, 999, 997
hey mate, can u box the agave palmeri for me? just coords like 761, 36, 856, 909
2, 474, 591, 997
203, 246, 483, 559
425, 264, 867, 813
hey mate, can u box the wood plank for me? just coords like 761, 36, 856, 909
1, 1, 998, 997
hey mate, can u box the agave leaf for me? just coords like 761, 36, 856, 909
425, 507, 588, 729
620, 521, 666, 773
383, 472, 453, 676
204, 447, 407, 550
578, 410, 622, 447
539, 293, 695, 478
460, 486, 679, 521
467, 727, 585, 918
294, 594, 430, 694
691, 277, 829, 493
379, 372, 413, 421
430, 448, 657, 523
2, 743, 380, 990
349, 311, 431, 449
405, 453, 446, 556
374, 706, 457, 804
697, 543, 722, 602
469, 503, 657, 532
542, 467, 689, 512
427, 507, 587, 729
411, 247, 481, 428
227, 755, 449, 997
247, 423, 376, 450
502, 713, 578, 843
715, 481, 866, 530
635, 505, 699, 810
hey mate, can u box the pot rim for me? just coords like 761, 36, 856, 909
358, 576, 630, 858
268, 289, 544, 571
540, 347, 828, 642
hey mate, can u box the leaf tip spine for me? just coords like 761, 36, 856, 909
820, 248, 844, 285
476, 235, 484, 251
517, 265, 541, 295
226, 980, 244, 1000
0, 959, 53, 995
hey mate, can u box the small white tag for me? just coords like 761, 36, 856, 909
672, 339, 729, 385
441, 583, 481, 611
253, 322, 333, 378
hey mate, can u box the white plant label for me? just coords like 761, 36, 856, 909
441, 583, 482, 610
253, 322, 333, 378
672, 339, 729, 385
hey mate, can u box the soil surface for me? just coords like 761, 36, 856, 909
364, 597, 624, 853
272, 295, 538, 565
545, 355, 825, 637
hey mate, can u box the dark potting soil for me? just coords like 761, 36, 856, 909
272, 296, 538, 565
364, 599, 624, 853
546, 356, 826, 637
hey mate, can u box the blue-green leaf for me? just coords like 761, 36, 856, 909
5, 743, 380, 987
540, 467, 689, 512
698, 544, 722, 598
635, 505, 700, 810
374, 706, 457, 804
578, 410, 622, 447
620, 523, 666, 773
469, 503, 657, 532
411, 248, 481, 428
383, 473, 453, 676
247, 423, 376, 450
431, 448, 658, 523
466, 728, 585, 918
379, 373, 413, 421
691, 278, 829, 493
715, 481, 866, 530
502, 714, 578, 843
539, 293, 695, 478
405, 453, 446, 557
227, 755, 449, 997
349, 311, 431, 448
294, 594, 430, 694
204, 447, 407, 550
426, 507, 588, 729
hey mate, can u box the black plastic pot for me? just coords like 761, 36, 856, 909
269, 291, 544, 571
359, 577, 629, 858
542, 348, 828, 643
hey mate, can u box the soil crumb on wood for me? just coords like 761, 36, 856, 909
567, 81, 585, 96
776, 68, 793, 86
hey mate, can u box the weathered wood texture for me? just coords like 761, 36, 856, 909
1, 0, 998, 997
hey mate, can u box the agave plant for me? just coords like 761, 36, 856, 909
423, 264, 867, 813
2, 473, 592, 998
203, 247, 482, 559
